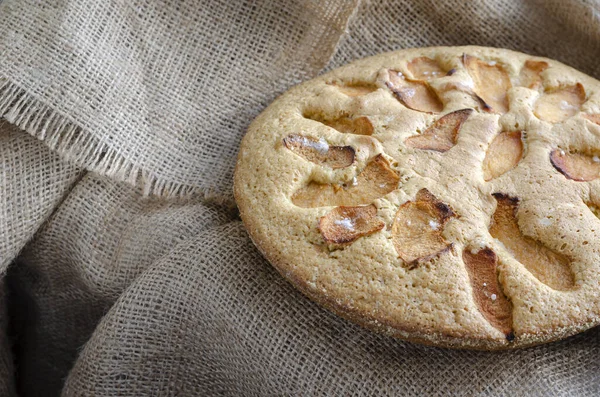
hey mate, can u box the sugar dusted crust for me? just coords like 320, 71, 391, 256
234, 46, 600, 349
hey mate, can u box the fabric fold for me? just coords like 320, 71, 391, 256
0, 121, 81, 271
0, 0, 359, 198
9, 174, 235, 396
64, 222, 600, 396
1, 0, 600, 395
0, 122, 80, 397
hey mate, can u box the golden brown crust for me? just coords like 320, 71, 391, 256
234, 46, 600, 350
236, 211, 600, 350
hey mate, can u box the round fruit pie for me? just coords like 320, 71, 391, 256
234, 46, 600, 349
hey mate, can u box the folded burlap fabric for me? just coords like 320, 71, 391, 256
1, 0, 600, 395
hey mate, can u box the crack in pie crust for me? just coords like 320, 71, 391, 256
234, 46, 600, 349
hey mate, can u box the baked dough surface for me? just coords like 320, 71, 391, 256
234, 46, 600, 349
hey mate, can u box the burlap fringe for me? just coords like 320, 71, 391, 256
0, 79, 235, 207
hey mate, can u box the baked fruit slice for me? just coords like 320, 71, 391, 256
235, 46, 600, 349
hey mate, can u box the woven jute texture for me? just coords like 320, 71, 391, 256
0, 0, 357, 199
1, 0, 600, 395
0, 122, 80, 272
10, 174, 235, 396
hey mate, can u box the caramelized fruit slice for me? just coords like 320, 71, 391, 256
583, 114, 600, 125
323, 116, 374, 136
407, 57, 446, 81
550, 149, 600, 182
534, 83, 585, 123
319, 205, 385, 244
283, 134, 355, 169
292, 155, 399, 208
463, 248, 513, 336
391, 189, 455, 268
386, 70, 443, 113
519, 60, 549, 89
463, 54, 512, 114
490, 194, 574, 291
405, 109, 473, 152
482, 131, 523, 181
305, 113, 374, 136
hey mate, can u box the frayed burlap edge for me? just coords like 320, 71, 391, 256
0, 78, 234, 206
0, 2, 360, 202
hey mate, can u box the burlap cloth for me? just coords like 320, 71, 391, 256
1, 0, 600, 395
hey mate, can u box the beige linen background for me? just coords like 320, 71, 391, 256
1, 0, 600, 395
